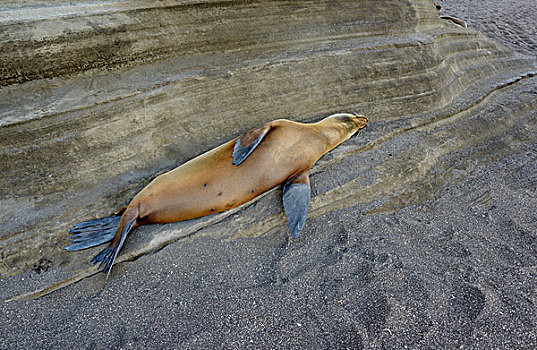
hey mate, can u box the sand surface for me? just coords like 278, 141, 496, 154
440, 0, 537, 57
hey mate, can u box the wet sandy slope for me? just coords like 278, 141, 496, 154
1, 0, 537, 348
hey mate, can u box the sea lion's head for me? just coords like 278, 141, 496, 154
316, 113, 368, 149
323, 113, 368, 135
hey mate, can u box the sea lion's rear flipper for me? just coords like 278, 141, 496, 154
283, 172, 311, 238
90, 207, 138, 278
232, 122, 273, 166
64, 215, 122, 251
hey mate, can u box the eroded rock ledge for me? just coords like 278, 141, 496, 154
0, 0, 536, 303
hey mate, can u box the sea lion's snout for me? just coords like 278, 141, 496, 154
352, 115, 368, 129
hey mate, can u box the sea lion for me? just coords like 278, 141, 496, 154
65, 113, 368, 276
441, 15, 468, 28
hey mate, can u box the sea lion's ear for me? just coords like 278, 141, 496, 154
232, 122, 272, 166
282, 172, 311, 238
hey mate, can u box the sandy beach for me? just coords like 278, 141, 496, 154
1, 0, 536, 349
440, 0, 536, 57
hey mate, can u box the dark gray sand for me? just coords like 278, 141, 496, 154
440, 0, 536, 57
1, 1, 537, 349
4, 140, 537, 348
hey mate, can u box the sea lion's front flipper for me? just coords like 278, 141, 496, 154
232, 122, 272, 166
283, 172, 311, 238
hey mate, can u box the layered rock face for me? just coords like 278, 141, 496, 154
1, 0, 536, 332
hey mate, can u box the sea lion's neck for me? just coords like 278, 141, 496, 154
312, 122, 351, 154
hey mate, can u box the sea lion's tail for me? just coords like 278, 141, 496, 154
65, 206, 138, 278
